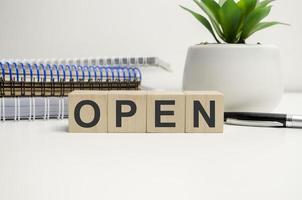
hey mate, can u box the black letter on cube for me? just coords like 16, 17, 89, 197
155, 100, 176, 128
116, 100, 137, 127
193, 100, 215, 128
74, 100, 100, 128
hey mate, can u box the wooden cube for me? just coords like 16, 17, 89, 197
147, 91, 185, 133
107, 90, 147, 133
185, 91, 224, 133
68, 90, 224, 133
68, 90, 108, 133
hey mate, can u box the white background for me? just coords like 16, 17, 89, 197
0, 93, 302, 200
1, 1, 302, 200
0, 0, 301, 90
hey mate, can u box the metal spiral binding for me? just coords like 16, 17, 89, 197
0, 61, 141, 97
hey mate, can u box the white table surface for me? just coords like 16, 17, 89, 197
0, 93, 301, 200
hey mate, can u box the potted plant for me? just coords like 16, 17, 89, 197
181, 0, 288, 112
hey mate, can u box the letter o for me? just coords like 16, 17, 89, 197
74, 100, 100, 128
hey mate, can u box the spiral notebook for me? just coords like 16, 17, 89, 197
0, 97, 67, 121
0, 64, 142, 97
0, 56, 171, 121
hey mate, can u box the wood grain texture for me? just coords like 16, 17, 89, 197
146, 91, 185, 133
68, 90, 108, 133
107, 90, 147, 133
185, 91, 224, 133
68, 90, 224, 133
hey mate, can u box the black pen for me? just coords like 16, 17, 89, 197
224, 112, 302, 128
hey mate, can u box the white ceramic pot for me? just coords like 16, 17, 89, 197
183, 44, 283, 112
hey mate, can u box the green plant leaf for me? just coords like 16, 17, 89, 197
219, 0, 227, 6
202, 0, 221, 22
247, 21, 289, 37
219, 0, 242, 43
236, 0, 257, 42
237, 0, 257, 16
256, 0, 275, 8
180, 0, 286, 44
193, 0, 224, 40
180, 5, 221, 43
241, 5, 272, 39
193, 0, 218, 24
